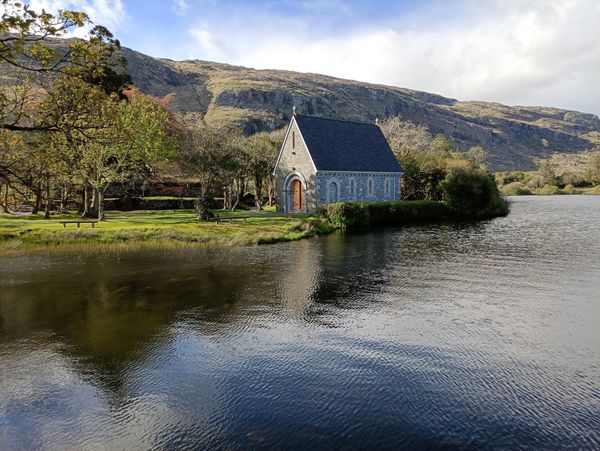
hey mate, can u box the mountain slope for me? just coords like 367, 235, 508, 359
3, 41, 599, 171
122, 48, 600, 171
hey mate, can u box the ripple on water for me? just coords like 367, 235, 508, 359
0, 196, 599, 449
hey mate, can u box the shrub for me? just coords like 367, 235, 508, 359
537, 184, 563, 195
561, 173, 588, 187
501, 182, 532, 196
587, 185, 600, 195
562, 184, 581, 194
526, 174, 546, 189
441, 167, 509, 217
320, 202, 370, 229
321, 200, 455, 229
496, 171, 526, 185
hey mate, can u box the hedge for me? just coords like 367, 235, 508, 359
320, 200, 455, 229
321, 199, 509, 230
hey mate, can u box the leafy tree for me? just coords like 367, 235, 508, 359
0, 0, 130, 133
42, 80, 176, 219
178, 125, 241, 219
379, 116, 475, 201
90, 90, 176, 219
429, 133, 453, 154
243, 131, 280, 209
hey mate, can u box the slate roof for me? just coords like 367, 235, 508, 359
294, 114, 403, 173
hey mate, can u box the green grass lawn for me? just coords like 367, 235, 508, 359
0, 208, 333, 255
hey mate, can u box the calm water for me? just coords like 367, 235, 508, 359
1, 196, 599, 449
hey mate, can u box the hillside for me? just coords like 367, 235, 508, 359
121, 48, 600, 171
3, 40, 599, 171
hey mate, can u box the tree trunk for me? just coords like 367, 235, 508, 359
32, 184, 42, 214
267, 175, 275, 206
195, 185, 213, 221
97, 188, 105, 220
43, 178, 51, 219
254, 175, 263, 210
231, 177, 244, 211
0, 183, 11, 213
91, 188, 100, 218
223, 187, 230, 211
59, 186, 68, 213
82, 184, 91, 218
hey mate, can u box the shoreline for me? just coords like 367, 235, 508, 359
0, 199, 510, 257
0, 210, 335, 257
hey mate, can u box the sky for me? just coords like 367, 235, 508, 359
30, 0, 600, 115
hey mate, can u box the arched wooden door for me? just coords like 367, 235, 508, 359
291, 179, 305, 211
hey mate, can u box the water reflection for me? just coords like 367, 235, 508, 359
1, 196, 599, 449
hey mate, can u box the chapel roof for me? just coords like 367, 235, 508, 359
294, 114, 403, 173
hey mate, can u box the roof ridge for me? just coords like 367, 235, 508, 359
295, 114, 378, 127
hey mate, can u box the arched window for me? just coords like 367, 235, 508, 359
349, 178, 355, 196
367, 178, 374, 195
385, 178, 391, 196
328, 181, 338, 203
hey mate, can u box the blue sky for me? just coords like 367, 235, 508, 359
31, 0, 600, 115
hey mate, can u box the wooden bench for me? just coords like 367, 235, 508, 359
59, 220, 99, 228
209, 215, 251, 224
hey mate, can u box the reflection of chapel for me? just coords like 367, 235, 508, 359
273, 111, 403, 213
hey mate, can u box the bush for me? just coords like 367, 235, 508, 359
321, 200, 455, 229
441, 167, 509, 217
562, 184, 581, 194
495, 171, 526, 185
526, 174, 546, 189
320, 202, 371, 229
537, 184, 563, 195
501, 182, 532, 196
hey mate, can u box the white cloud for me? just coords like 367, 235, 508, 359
186, 0, 600, 114
172, 0, 189, 16
188, 27, 231, 60
28, 0, 127, 36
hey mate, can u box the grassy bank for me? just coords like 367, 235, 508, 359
1, 198, 510, 256
0, 209, 334, 256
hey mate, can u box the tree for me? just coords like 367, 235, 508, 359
429, 133, 453, 154
379, 116, 432, 163
465, 145, 488, 169
537, 159, 557, 186
91, 90, 176, 219
42, 80, 176, 219
243, 131, 280, 209
0, 0, 130, 133
178, 125, 241, 220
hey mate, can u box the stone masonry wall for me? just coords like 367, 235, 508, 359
316, 172, 401, 207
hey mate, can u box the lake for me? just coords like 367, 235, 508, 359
1, 196, 599, 449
